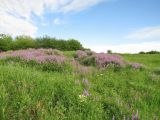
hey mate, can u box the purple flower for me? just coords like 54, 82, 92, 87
0, 49, 67, 64
76, 50, 88, 58
71, 60, 79, 67
79, 66, 90, 74
35, 55, 66, 64
83, 78, 89, 85
83, 89, 90, 96
132, 112, 135, 120
94, 53, 124, 68
129, 62, 142, 69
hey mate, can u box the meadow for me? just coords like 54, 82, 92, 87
0, 48, 159, 120
122, 54, 160, 69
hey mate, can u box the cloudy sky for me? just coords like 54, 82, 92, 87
0, 0, 160, 53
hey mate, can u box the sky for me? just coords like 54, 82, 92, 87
0, 0, 160, 53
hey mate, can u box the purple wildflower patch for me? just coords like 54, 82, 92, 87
129, 62, 142, 69
75, 50, 142, 69
76, 50, 88, 58
94, 53, 124, 68
0, 49, 67, 64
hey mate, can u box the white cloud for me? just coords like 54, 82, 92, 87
89, 26, 160, 53
0, 0, 103, 36
59, 0, 103, 13
125, 26, 160, 41
88, 42, 160, 53
53, 18, 64, 25
0, 11, 37, 37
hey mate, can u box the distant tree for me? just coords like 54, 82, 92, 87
67, 39, 83, 51
36, 36, 56, 48
84, 48, 91, 51
146, 51, 160, 54
57, 39, 68, 50
107, 50, 112, 54
14, 35, 36, 50
0, 34, 85, 51
36, 37, 84, 51
0, 34, 13, 51
139, 51, 146, 54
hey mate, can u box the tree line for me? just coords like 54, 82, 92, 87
0, 34, 84, 51
139, 51, 160, 54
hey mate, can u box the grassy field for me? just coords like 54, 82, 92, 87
122, 54, 160, 69
0, 50, 160, 120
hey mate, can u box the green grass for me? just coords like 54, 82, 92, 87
0, 53, 160, 119
63, 51, 76, 58
122, 54, 160, 69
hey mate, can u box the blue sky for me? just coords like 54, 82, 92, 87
0, 0, 160, 53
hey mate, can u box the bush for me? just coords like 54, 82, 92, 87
35, 36, 84, 51
13, 35, 36, 50
0, 34, 84, 51
35, 36, 57, 49
67, 39, 83, 51
0, 34, 13, 51
107, 50, 112, 54
139, 51, 146, 54
79, 56, 96, 66
56, 40, 68, 50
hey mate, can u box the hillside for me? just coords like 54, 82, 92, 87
0, 49, 159, 120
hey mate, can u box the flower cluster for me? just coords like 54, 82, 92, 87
75, 50, 143, 69
34, 55, 66, 64
76, 50, 125, 68
82, 78, 90, 97
95, 53, 124, 68
0, 49, 67, 64
128, 62, 142, 69
76, 50, 88, 58
71, 59, 91, 74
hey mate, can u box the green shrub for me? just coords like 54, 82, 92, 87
0, 34, 13, 51
13, 35, 36, 50
107, 50, 112, 54
0, 34, 84, 51
67, 39, 83, 50
40, 63, 69, 72
35, 36, 84, 51
35, 36, 57, 49
139, 51, 146, 54
79, 56, 96, 66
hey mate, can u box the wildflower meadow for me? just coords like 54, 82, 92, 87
0, 0, 159, 119
0, 47, 159, 120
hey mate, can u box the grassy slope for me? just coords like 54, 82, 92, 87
0, 53, 160, 120
122, 54, 160, 69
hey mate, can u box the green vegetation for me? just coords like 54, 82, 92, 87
0, 49, 159, 120
0, 34, 12, 51
122, 54, 160, 69
0, 34, 84, 51
139, 51, 160, 54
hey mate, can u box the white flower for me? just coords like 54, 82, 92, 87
78, 94, 87, 102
